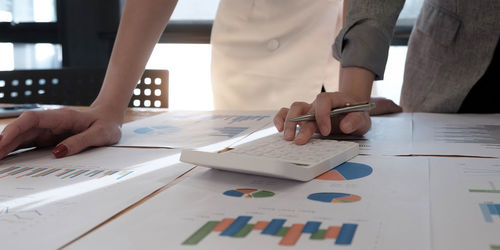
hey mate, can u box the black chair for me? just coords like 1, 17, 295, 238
0, 69, 169, 108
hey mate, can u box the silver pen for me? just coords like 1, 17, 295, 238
288, 103, 375, 122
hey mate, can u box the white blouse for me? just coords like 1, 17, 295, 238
211, 0, 343, 110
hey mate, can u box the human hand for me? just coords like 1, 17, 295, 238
0, 107, 122, 159
369, 97, 402, 116
274, 92, 371, 145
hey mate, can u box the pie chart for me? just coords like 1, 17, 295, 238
307, 193, 361, 203
315, 162, 373, 181
223, 188, 275, 198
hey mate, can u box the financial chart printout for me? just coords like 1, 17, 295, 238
68, 156, 430, 250
116, 110, 275, 149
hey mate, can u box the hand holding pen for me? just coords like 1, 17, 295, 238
288, 103, 375, 122
273, 92, 373, 145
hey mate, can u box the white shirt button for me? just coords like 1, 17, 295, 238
267, 39, 280, 51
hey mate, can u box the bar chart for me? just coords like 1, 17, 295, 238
315, 162, 373, 181
210, 127, 249, 138
0, 207, 42, 217
182, 215, 358, 247
0, 166, 134, 181
133, 125, 181, 135
479, 203, 500, 223
223, 189, 275, 198
434, 124, 500, 148
203, 115, 270, 125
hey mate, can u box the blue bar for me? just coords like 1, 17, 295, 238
27, 168, 47, 176
261, 219, 286, 235
220, 216, 252, 236
11, 167, 32, 176
480, 204, 493, 222
335, 223, 358, 245
495, 205, 500, 216
116, 171, 134, 180
70, 170, 89, 178
0, 167, 19, 175
487, 204, 499, 215
302, 221, 321, 234
89, 170, 104, 177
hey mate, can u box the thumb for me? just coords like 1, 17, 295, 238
339, 112, 371, 135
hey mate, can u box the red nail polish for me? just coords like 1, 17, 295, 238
52, 144, 68, 158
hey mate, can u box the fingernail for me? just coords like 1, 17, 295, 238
284, 131, 291, 140
295, 133, 305, 144
52, 144, 68, 158
342, 121, 353, 133
320, 124, 330, 135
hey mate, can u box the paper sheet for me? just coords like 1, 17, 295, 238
413, 113, 500, 157
67, 156, 430, 250
430, 157, 500, 250
357, 113, 414, 155
0, 147, 193, 250
116, 110, 275, 149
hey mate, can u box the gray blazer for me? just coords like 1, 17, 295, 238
333, 0, 500, 112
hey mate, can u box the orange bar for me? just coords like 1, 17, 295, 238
279, 224, 304, 246
212, 218, 235, 232
17, 168, 46, 178
0, 167, 26, 178
325, 226, 341, 239
252, 221, 269, 230
0, 166, 18, 175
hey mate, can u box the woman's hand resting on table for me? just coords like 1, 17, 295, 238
0, 106, 122, 159
273, 92, 402, 145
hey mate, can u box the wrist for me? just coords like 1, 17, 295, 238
339, 66, 375, 103
90, 100, 127, 124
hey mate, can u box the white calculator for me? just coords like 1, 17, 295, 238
180, 134, 359, 181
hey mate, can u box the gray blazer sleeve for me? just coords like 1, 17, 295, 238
333, 0, 405, 80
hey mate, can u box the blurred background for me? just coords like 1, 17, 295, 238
0, 0, 424, 110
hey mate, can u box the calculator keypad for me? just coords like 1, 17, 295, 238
229, 135, 355, 166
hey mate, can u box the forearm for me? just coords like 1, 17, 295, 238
338, 0, 374, 102
92, 0, 178, 121
334, 0, 404, 80
339, 66, 374, 103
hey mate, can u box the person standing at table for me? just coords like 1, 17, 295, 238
0, 0, 362, 159
211, 0, 342, 110
274, 0, 500, 144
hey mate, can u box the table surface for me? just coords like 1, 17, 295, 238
0, 105, 166, 125
1, 109, 499, 250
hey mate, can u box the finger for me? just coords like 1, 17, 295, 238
0, 111, 41, 149
0, 128, 43, 159
313, 93, 353, 136
340, 112, 371, 135
38, 108, 92, 134
283, 102, 311, 141
294, 121, 317, 145
0, 109, 87, 150
273, 108, 289, 132
52, 121, 122, 158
